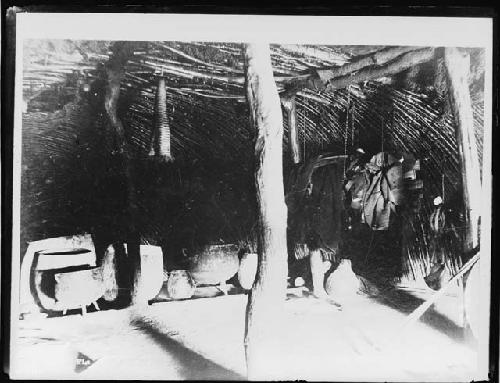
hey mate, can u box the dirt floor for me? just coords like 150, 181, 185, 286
11, 284, 477, 381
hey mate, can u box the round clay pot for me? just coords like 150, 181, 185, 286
238, 253, 258, 290
188, 244, 239, 285
325, 259, 360, 303
166, 270, 196, 300
54, 267, 104, 311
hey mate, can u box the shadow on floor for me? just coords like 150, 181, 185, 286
374, 287, 474, 345
131, 317, 246, 381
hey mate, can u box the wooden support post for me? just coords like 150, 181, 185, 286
128, 237, 144, 306
444, 48, 482, 336
282, 95, 301, 164
243, 42, 289, 380
104, 42, 144, 306
444, 47, 481, 252
310, 249, 328, 298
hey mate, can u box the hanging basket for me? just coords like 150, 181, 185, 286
237, 253, 258, 290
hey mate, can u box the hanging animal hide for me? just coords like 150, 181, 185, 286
344, 152, 419, 231
150, 77, 173, 161
286, 154, 346, 261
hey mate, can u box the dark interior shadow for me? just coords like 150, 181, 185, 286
131, 317, 246, 381
373, 286, 473, 345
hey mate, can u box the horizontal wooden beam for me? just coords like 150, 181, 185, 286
316, 46, 422, 83
279, 47, 436, 98
137, 48, 432, 93
325, 48, 436, 92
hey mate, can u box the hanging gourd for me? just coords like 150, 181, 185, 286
429, 196, 446, 235
151, 76, 173, 162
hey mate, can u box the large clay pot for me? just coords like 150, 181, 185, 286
54, 267, 104, 311
166, 270, 196, 300
28, 246, 96, 312
325, 259, 360, 303
188, 244, 239, 285
238, 253, 258, 290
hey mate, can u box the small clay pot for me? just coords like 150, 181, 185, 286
325, 259, 360, 303
188, 244, 239, 285
166, 270, 196, 300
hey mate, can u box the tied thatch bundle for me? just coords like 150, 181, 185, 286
151, 77, 173, 161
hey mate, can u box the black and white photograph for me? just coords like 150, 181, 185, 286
6, 12, 494, 381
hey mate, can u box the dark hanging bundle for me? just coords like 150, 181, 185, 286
424, 196, 448, 290
286, 154, 346, 262
343, 151, 422, 231
361, 152, 404, 230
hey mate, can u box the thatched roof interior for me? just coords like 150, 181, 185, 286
21, 39, 485, 281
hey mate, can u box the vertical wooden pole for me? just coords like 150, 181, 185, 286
444, 47, 481, 252
444, 47, 482, 334
243, 43, 288, 380
310, 248, 328, 298
282, 95, 301, 164
104, 42, 144, 306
